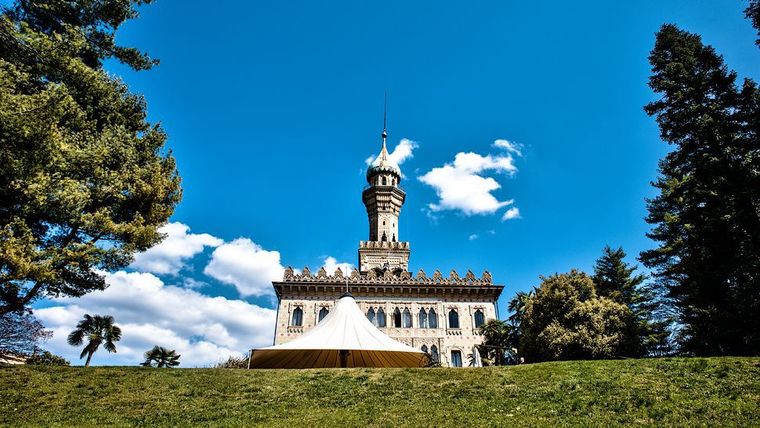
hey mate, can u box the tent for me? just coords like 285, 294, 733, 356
249, 293, 427, 369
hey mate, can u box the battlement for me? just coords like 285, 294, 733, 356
359, 241, 410, 250
282, 266, 493, 286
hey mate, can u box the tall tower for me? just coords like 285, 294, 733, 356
358, 121, 410, 272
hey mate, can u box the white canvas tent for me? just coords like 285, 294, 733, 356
249, 293, 427, 369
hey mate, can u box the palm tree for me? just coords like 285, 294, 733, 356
67, 314, 122, 367
141, 346, 181, 368
478, 319, 513, 365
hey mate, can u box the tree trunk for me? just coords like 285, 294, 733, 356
84, 351, 94, 367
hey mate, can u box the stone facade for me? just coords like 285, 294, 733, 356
270, 129, 504, 367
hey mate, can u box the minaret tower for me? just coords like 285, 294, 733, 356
358, 105, 410, 272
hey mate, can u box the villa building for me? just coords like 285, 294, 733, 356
271, 126, 504, 367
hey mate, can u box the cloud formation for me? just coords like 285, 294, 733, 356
502, 207, 521, 221
204, 238, 284, 297
321, 256, 354, 275
418, 139, 522, 219
130, 222, 222, 275
35, 271, 276, 367
365, 138, 418, 166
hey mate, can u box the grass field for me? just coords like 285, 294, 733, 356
2, 357, 759, 427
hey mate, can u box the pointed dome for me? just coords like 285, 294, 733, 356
367, 139, 401, 179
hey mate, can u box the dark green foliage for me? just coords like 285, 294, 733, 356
520, 270, 633, 362
477, 319, 514, 365
641, 22, 760, 356
0, 310, 50, 355
747, 1, 760, 47
0, 0, 181, 315
593, 246, 673, 356
141, 346, 180, 368
26, 350, 69, 366
0, 358, 758, 426
67, 314, 121, 367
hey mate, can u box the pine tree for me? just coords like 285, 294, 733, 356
641, 21, 760, 355
593, 246, 672, 356
0, 1, 181, 315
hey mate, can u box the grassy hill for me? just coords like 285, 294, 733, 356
1, 357, 758, 427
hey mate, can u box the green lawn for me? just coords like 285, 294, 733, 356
1, 357, 758, 427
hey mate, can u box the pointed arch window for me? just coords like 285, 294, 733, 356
473, 309, 485, 328
318, 307, 329, 323
393, 308, 402, 328
402, 308, 412, 328
418, 309, 428, 328
367, 308, 376, 325
430, 345, 439, 362
451, 350, 463, 367
382, 176, 387, 185
291, 307, 303, 327
377, 308, 386, 327
448, 309, 459, 329
428, 309, 438, 328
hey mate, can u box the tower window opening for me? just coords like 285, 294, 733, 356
428, 309, 438, 328
418, 309, 428, 328
448, 309, 460, 329
474, 309, 485, 328
402, 308, 412, 328
367, 308, 376, 325
382, 177, 387, 185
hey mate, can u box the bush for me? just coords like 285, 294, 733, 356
26, 350, 70, 366
214, 354, 249, 368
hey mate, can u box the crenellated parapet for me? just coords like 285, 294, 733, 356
282, 266, 494, 286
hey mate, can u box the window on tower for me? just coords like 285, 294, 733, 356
367, 308, 376, 325
393, 308, 402, 328
418, 308, 428, 328
382, 177, 387, 185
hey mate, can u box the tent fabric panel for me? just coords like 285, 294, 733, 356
249, 349, 427, 369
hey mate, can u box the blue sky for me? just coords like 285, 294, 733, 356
35, 1, 760, 366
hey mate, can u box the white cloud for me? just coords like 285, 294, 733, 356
418, 139, 522, 218
321, 256, 353, 275
203, 238, 284, 297
35, 271, 276, 367
130, 222, 223, 275
419, 153, 516, 215
365, 138, 418, 166
493, 139, 523, 157
502, 207, 521, 221
468, 234, 479, 241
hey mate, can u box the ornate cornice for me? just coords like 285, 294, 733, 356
282, 266, 494, 286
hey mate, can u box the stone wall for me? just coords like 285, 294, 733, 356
275, 295, 498, 367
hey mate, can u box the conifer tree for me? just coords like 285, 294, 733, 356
0, 1, 181, 315
641, 18, 760, 355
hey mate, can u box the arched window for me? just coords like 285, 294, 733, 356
318, 307, 329, 323
382, 176, 387, 185
430, 345, 439, 362
402, 308, 412, 328
393, 308, 402, 328
428, 309, 438, 328
381, 231, 387, 242
421, 345, 428, 354
367, 308, 376, 325
473, 309, 485, 328
418, 309, 428, 328
377, 308, 386, 327
291, 307, 303, 326
448, 309, 459, 329
451, 350, 463, 367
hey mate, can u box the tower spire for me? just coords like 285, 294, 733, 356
382, 92, 387, 144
